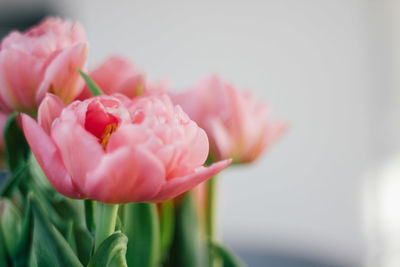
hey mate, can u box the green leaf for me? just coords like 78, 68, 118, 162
28, 152, 55, 195
209, 241, 246, 267
165, 193, 206, 267
25, 177, 69, 235
0, 223, 11, 266
50, 197, 85, 231
4, 113, 30, 172
123, 203, 160, 267
78, 69, 104, 96
0, 164, 28, 199
1, 113, 30, 198
87, 232, 127, 267
31, 195, 83, 267
66, 221, 77, 254
160, 200, 174, 257
28, 153, 85, 235
0, 198, 22, 257
73, 223, 94, 266
13, 193, 34, 267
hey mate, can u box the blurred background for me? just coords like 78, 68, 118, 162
2, 0, 400, 266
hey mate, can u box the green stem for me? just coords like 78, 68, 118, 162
95, 202, 119, 251
84, 199, 96, 235
206, 175, 221, 267
206, 175, 218, 240
124, 203, 160, 267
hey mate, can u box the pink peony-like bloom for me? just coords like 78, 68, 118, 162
172, 75, 285, 163
0, 17, 88, 113
77, 56, 164, 100
21, 93, 230, 203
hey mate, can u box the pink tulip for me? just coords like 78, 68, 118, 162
77, 56, 163, 100
21, 93, 230, 203
0, 17, 88, 113
172, 75, 285, 163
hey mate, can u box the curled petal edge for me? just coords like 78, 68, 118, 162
149, 159, 232, 203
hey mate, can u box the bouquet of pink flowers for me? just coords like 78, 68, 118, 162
0, 17, 284, 267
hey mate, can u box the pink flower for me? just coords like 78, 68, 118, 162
0, 17, 88, 113
172, 75, 285, 163
77, 56, 163, 100
21, 93, 230, 203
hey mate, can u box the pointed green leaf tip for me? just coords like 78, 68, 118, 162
88, 232, 128, 267
78, 69, 104, 96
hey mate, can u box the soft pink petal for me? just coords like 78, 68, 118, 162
251, 120, 287, 161
38, 93, 65, 134
21, 114, 82, 198
77, 56, 144, 100
51, 116, 104, 192
75, 86, 91, 100
111, 93, 135, 107
85, 146, 165, 204
0, 48, 44, 112
90, 56, 143, 97
105, 124, 152, 152
150, 159, 231, 203
178, 107, 209, 168
36, 42, 88, 104
204, 118, 232, 160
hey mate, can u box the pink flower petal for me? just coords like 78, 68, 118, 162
180, 113, 209, 169
0, 48, 44, 112
51, 116, 104, 192
151, 159, 231, 202
90, 56, 143, 97
85, 146, 166, 204
37, 93, 65, 134
204, 117, 232, 160
21, 114, 82, 198
76, 56, 144, 100
36, 42, 88, 104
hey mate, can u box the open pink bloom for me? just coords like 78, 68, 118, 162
22, 93, 230, 203
0, 17, 88, 113
172, 75, 285, 163
77, 56, 164, 100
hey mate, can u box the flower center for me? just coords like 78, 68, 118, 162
100, 123, 117, 149
84, 100, 120, 149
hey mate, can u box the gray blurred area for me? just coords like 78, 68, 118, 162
3, 0, 400, 266
0, 0, 54, 37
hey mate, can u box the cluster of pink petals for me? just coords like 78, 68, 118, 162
22, 93, 231, 203
77, 56, 152, 100
0, 16, 285, 205
172, 76, 286, 163
0, 17, 87, 113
